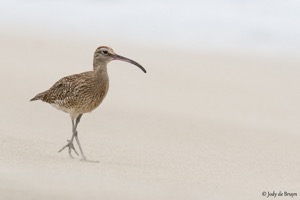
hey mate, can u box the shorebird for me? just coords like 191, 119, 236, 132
30, 46, 146, 162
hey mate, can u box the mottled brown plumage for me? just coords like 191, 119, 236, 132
31, 71, 109, 119
31, 46, 146, 161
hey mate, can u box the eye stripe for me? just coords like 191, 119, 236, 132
101, 50, 108, 55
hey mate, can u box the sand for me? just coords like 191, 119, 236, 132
0, 32, 299, 200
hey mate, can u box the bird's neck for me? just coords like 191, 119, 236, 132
93, 62, 108, 74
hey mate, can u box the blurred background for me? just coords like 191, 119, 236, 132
0, 1, 300, 199
1, 0, 299, 134
1, 0, 300, 56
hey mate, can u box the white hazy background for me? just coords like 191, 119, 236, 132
0, 1, 300, 200
1, 0, 300, 55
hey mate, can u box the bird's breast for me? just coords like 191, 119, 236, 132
80, 79, 109, 113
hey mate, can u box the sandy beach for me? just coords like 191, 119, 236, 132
0, 30, 299, 200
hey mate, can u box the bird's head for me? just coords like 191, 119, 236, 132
94, 46, 146, 73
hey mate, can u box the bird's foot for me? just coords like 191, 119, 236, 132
80, 156, 99, 163
58, 140, 79, 159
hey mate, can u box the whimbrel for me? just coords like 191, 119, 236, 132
30, 46, 146, 161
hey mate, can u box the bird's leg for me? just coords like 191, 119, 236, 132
74, 115, 99, 163
58, 117, 79, 158
73, 114, 88, 161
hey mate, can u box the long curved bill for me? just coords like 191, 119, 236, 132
113, 54, 147, 73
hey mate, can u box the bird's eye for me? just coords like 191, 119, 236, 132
101, 50, 108, 55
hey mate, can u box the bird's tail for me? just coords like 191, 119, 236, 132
30, 92, 46, 101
